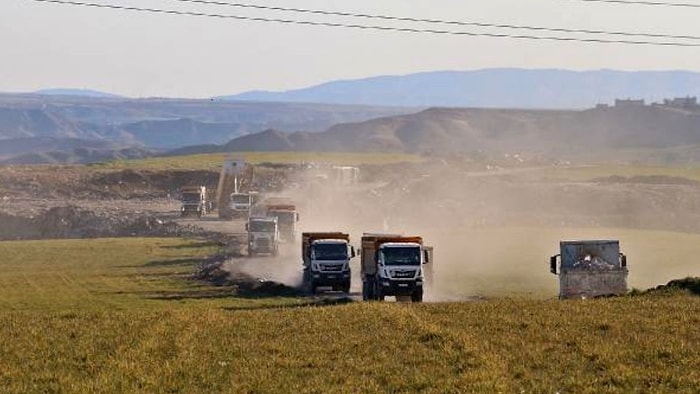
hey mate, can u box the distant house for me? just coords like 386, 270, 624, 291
614, 98, 645, 108
595, 103, 610, 109
662, 96, 698, 108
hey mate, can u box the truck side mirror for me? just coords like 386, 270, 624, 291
245, 223, 249, 231
296, 213, 300, 222
550, 255, 558, 275
620, 253, 627, 268
423, 249, 430, 264
350, 246, 356, 258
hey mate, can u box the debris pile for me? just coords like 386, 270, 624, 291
572, 255, 616, 270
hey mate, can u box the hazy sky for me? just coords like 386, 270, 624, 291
3, 0, 700, 98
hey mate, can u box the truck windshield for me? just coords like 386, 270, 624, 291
313, 243, 347, 260
381, 247, 421, 266
249, 221, 275, 232
232, 194, 250, 204
270, 211, 295, 223
181, 193, 201, 203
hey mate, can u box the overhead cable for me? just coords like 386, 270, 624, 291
161, 0, 700, 41
576, 0, 700, 8
29, 0, 700, 47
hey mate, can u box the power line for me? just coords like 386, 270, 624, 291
29, 0, 700, 47
576, 0, 700, 8
162, 0, 700, 42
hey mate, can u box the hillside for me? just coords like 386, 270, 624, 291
202, 104, 700, 161
0, 94, 415, 163
221, 68, 700, 108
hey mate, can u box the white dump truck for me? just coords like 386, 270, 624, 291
360, 233, 432, 302
228, 192, 255, 219
179, 186, 210, 218
550, 240, 628, 299
246, 216, 279, 257
302, 232, 355, 294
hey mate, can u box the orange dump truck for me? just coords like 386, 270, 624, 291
360, 233, 432, 302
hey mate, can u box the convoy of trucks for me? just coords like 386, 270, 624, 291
301, 232, 355, 294
180, 162, 637, 302
179, 186, 210, 218
550, 240, 628, 299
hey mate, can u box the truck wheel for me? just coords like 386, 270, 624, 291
411, 289, 423, 303
341, 282, 350, 293
376, 287, 385, 301
272, 247, 279, 257
363, 279, 375, 301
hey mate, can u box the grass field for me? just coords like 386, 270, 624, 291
92, 151, 422, 171
1, 236, 699, 392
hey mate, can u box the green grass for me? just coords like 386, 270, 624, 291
1, 237, 699, 392
91, 151, 422, 171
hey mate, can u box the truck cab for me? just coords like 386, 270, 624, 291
180, 186, 209, 218
361, 234, 432, 302
246, 216, 279, 257
302, 232, 355, 294
228, 192, 252, 218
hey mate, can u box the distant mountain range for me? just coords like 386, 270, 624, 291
175, 103, 700, 163
33, 89, 123, 98
220, 68, 700, 109
0, 93, 414, 163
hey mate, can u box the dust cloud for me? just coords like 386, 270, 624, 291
262, 157, 700, 300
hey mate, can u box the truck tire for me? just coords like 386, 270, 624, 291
363, 278, 375, 301
376, 286, 385, 301
411, 288, 423, 303
341, 281, 350, 293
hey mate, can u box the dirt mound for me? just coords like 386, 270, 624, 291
194, 258, 303, 297
0, 205, 206, 240
643, 277, 700, 296
591, 175, 700, 186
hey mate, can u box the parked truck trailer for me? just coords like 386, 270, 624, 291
550, 240, 628, 299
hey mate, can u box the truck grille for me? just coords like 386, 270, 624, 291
256, 239, 270, 248
391, 270, 416, 279
320, 264, 344, 272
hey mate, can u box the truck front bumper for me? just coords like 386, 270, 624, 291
311, 271, 351, 286
379, 279, 422, 296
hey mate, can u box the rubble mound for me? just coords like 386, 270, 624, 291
572, 255, 616, 270
647, 277, 700, 296
194, 258, 303, 297
0, 205, 206, 240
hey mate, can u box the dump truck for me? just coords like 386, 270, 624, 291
179, 186, 210, 218
360, 233, 432, 302
332, 166, 360, 185
228, 192, 254, 219
263, 199, 299, 242
216, 158, 254, 219
302, 232, 355, 294
550, 240, 628, 299
246, 216, 279, 257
